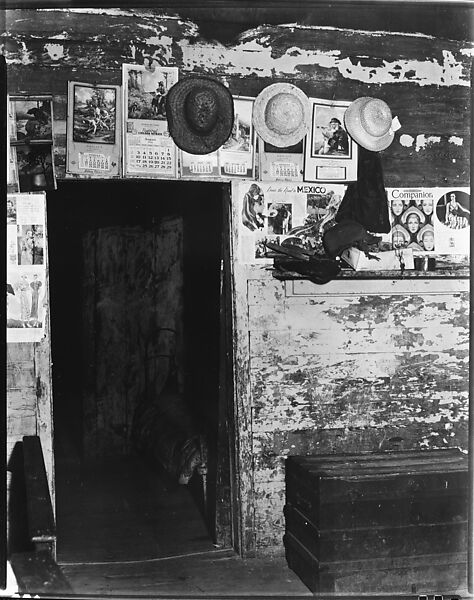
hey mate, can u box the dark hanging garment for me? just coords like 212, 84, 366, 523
335, 146, 391, 233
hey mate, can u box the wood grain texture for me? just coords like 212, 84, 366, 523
4, 8, 473, 185
82, 220, 183, 459
4, 8, 472, 559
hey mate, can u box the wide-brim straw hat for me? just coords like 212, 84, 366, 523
166, 76, 234, 155
344, 97, 395, 152
252, 83, 311, 148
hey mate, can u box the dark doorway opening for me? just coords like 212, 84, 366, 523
47, 178, 231, 564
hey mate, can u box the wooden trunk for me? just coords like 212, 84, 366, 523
284, 449, 469, 594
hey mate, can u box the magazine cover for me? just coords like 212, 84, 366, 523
66, 81, 122, 177
123, 64, 178, 178
387, 187, 470, 255
304, 98, 357, 183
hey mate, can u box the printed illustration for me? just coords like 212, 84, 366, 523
10, 97, 53, 143
436, 190, 470, 230
126, 67, 176, 121
312, 105, 350, 158
73, 85, 117, 144
16, 143, 56, 192
7, 270, 46, 330
17, 224, 44, 266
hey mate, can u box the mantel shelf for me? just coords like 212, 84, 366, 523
272, 266, 470, 281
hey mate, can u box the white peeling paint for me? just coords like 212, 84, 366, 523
449, 135, 464, 146
415, 134, 441, 152
399, 134, 414, 147
44, 43, 65, 61
283, 23, 437, 40
48, 32, 69, 40
19, 41, 32, 65
177, 34, 470, 87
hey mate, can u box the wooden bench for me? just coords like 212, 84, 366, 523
9, 550, 72, 595
22, 435, 57, 559
8, 436, 72, 595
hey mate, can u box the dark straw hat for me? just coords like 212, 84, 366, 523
166, 76, 234, 155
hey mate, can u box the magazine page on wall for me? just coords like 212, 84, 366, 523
66, 81, 122, 178
387, 187, 470, 256
122, 64, 178, 179
7, 193, 47, 343
304, 98, 357, 183
234, 180, 345, 264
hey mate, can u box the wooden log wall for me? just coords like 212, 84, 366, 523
4, 8, 471, 556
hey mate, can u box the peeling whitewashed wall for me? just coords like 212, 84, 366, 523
3, 8, 471, 556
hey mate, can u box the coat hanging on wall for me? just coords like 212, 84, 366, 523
335, 146, 391, 233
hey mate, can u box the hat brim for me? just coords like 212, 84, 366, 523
344, 97, 394, 152
166, 76, 234, 155
252, 83, 311, 148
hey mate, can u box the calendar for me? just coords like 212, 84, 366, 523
66, 82, 122, 178
123, 64, 178, 179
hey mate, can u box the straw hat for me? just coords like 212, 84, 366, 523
165, 76, 234, 155
252, 83, 311, 148
344, 97, 395, 151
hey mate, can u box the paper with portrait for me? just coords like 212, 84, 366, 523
234, 180, 342, 264
7, 192, 47, 343
304, 98, 358, 183
387, 187, 470, 256
66, 81, 122, 178
122, 64, 178, 178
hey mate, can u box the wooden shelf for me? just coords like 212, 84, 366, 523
270, 255, 470, 282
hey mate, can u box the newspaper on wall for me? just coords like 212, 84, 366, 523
304, 98, 357, 183
9, 95, 56, 192
234, 180, 346, 263
122, 64, 178, 178
7, 192, 47, 343
387, 187, 470, 255
66, 81, 122, 177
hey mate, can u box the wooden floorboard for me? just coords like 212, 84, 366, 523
54, 444, 310, 595
60, 549, 311, 596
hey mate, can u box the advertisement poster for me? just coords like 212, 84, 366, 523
234, 180, 345, 263
387, 187, 470, 255
258, 136, 304, 182
304, 98, 357, 183
123, 64, 178, 178
219, 97, 254, 179
7, 193, 47, 342
66, 81, 122, 177
9, 95, 56, 192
